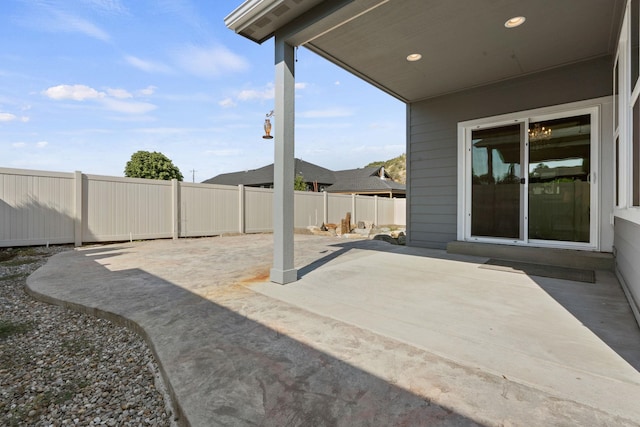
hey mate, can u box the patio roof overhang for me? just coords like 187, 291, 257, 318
226, 0, 625, 103
225, 0, 625, 284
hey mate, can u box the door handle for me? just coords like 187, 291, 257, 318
520, 178, 526, 184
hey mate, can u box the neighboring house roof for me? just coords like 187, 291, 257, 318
203, 161, 406, 196
326, 166, 406, 196
202, 158, 335, 187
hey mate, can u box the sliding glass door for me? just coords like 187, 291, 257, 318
528, 115, 591, 243
471, 124, 523, 239
464, 109, 596, 247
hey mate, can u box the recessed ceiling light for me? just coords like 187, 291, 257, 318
406, 53, 422, 62
505, 16, 526, 28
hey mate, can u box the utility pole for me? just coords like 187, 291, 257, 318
190, 169, 196, 183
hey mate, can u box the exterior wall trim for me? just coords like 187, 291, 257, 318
616, 267, 640, 328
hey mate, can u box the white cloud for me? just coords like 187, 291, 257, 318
46, 10, 111, 41
0, 112, 30, 123
173, 44, 249, 78
81, 0, 127, 14
335, 81, 341, 85
221, 81, 311, 108
65, 13, 110, 40
106, 88, 132, 99
43, 84, 104, 101
43, 84, 156, 115
136, 85, 157, 96
101, 98, 157, 114
0, 113, 17, 122
125, 55, 172, 73
237, 85, 274, 101
133, 127, 195, 134
16, 1, 111, 41
10, 141, 49, 149
298, 107, 354, 119
218, 98, 236, 108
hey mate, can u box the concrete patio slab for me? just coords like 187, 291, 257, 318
26, 234, 640, 426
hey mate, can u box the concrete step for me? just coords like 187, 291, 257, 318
446, 241, 614, 271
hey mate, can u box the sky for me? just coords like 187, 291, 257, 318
0, 0, 406, 182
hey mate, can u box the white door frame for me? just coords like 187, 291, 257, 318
457, 99, 601, 250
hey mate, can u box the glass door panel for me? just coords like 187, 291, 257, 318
528, 115, 590, 242
471, 124, 522, 238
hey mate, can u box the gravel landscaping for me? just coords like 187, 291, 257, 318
0, 246, 176, 426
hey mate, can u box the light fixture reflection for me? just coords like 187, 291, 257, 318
406, 53, 422, 62
528, 123, 552, 141
263, 110, 274, 139
505, 16, 526, 28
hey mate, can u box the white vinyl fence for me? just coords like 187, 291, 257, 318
0, 167, 406, 247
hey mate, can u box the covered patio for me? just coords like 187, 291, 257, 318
224, 0, 631, 289
27, 234, 640, 425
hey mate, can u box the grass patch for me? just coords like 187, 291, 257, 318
16, 248, 41, 257
61, 338, 97, 356
56, 388, 75, 405
55, 381, 86, 404
0, 252, 17, 262
0, 247, 43, 263
0, 346, 30, 370
0, 273, 28, 282
0, 319, 34, 339
0, 258, 40, 267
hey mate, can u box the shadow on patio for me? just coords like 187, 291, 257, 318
27, 235, 640, 425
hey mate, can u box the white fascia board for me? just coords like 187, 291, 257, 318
224, 0, 285, 33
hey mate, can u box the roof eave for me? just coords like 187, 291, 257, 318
224, 0, 285, 43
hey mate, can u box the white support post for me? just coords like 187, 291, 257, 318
238, 184, 245, 234
270, 36, 298, 284
74, 171, 83, 247
171, 179, 179, 240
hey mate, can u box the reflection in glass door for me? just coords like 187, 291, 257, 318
528, 115, 591, 242
471, 124, 523, 239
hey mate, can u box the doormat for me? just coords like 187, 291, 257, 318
480, 259, 596, 283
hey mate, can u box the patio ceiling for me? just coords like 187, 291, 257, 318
227, 0, 625, 103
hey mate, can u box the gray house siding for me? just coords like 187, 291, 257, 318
615, 218, 640, 324
407, 57, 613, 249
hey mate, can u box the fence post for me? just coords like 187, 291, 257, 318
238, 185, 245, 234
323, 191, 328, 225
351, 193, 356, 226
374, 195, 378, 226
172, 179, 179, 239
74, 171, 83, 247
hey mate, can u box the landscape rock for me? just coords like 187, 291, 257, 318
0, 246, 176, 427
372, 234, 398, 245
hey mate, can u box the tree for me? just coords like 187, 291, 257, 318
124, 151, 183, 181
294, 174, 307, 191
